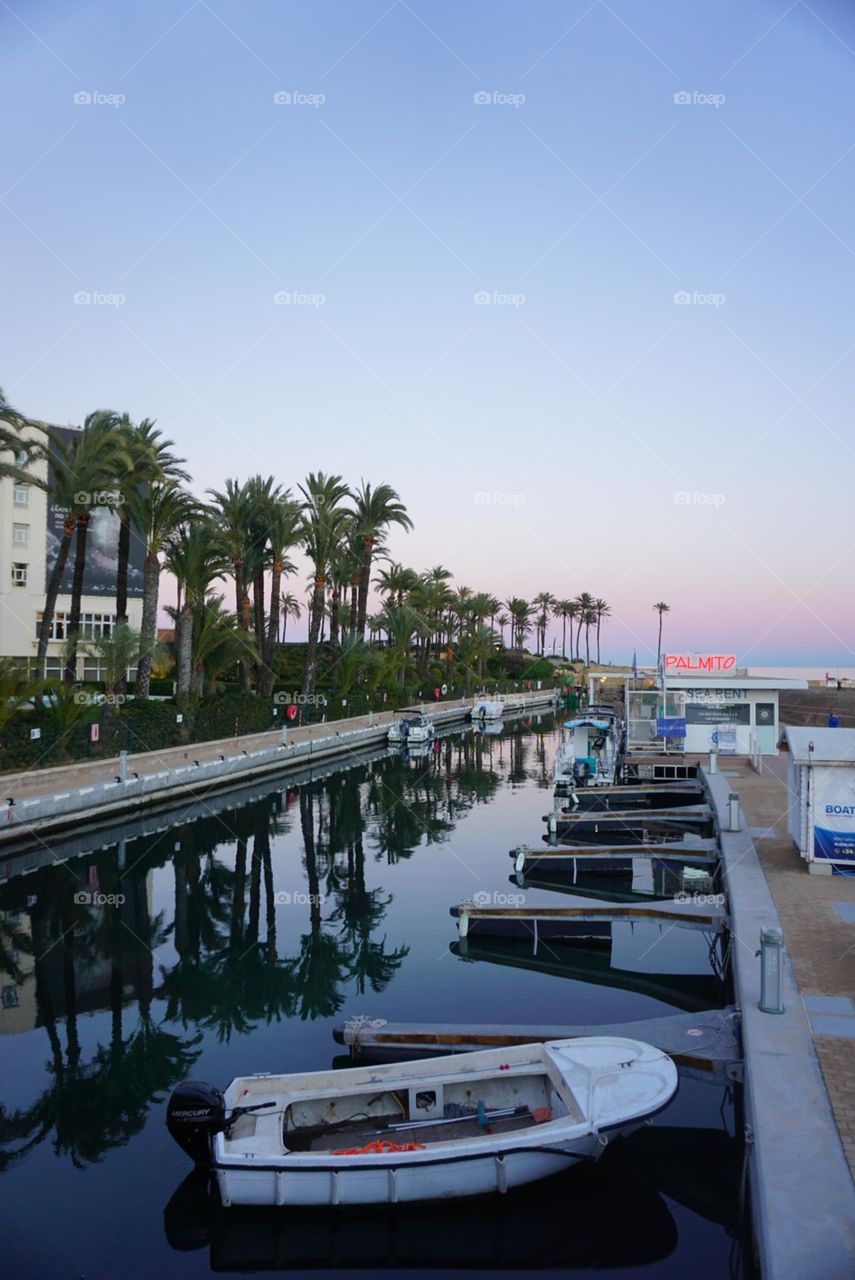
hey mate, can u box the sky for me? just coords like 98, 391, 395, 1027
3, 0, 855, 666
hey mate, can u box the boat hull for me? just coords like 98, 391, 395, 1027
215, 1138, 602, 1207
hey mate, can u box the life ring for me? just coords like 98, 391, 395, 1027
286, 704, 298, 721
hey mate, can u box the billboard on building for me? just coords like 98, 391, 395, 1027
812, 765, 855, 862
45, 427, 145, 598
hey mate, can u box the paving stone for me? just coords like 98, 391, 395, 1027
803, 995, 855, 1016
834, 902, 855, 923
811, 1017, 855, 1039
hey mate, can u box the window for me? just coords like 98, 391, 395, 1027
43, 658, 62, 679
12, 523, 29, 547
11, 563, 27, 587
13, 484, 29, 508
36, 610, 68, 640
82, 612, 114, 639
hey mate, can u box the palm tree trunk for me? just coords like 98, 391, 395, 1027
303, 576, 325, 695
596, 617, 601, 664
64, 515, 90, 686
575, 617, 584, 664
253, 570, 265, 688
561, 615, 567, 658
349, 574, 359, 635
115, 511, 131, 624
176, 602, 193, 708
657, 615, 663, 665
37, 520, 74, 681
261, 561, 281, 699
585, 625, 590, 665
330, 586, 340, 646
357, 537, 373, 639
136, 551, 160, 698
234, 557, 251, 693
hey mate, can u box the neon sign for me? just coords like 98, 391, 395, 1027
664, 653, 736, 673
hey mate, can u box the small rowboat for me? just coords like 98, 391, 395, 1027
166, 1037, 677, 1207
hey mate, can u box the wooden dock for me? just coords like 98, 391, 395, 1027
545, 804, 712, 826
511, 841, 718, 872
451, 894, 729, 940
333, 1008, 741, 1086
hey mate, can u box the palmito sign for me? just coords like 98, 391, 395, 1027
664, 653, 736, 673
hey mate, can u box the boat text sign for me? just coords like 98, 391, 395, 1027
655, 717, 687, 738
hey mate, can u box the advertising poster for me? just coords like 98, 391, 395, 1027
45, 427, 145, 598
812, 766, 855, 862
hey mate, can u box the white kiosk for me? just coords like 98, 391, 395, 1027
784, 726, 855, 874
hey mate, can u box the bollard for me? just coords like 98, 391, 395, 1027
548, 814, 558, 841
709, 749, 718, 774
758, 926, 785, 1013
281, 724, 288, 746
118, 750, 128, 783
728, 792, 740, 831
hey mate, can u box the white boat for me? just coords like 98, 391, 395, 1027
387, 713, 435, 745
554, 716, 621, 791
471, 699, 505, 722
166, 1037, 677, 1208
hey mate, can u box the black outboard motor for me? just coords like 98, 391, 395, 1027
167, 1080, 227, 1166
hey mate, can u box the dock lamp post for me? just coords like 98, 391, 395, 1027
728, 792, 740, 831
758, 926, 785, 1014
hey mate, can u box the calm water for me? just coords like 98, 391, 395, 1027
0, 714, 750, 1278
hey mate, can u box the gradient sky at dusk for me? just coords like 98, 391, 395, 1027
3, 1, 855, 664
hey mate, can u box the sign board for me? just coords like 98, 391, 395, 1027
655, 716, 687, 738
664, 653, 736, 673
30, 727, 41, 741
441, 684, 448, 695
90, 723, 100, 743
812, 766, 855, 862
710, 727, 738, 752
687, 703, 750, 725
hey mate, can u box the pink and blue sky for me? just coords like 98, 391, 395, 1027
3, 1, 855, 666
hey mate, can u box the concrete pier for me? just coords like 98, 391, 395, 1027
705, 763, 855, 1280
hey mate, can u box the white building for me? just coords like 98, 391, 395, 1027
619, 654, 808, 756
0, 426, 142, 680
784, 727, 855, 873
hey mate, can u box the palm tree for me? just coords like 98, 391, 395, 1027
553, 599, 576, 660
0, 389, 44, 483
496, 611, 510, 648
375, 562, 419, 607
59, 414, 126, 687
186, 595, 253, 695
505, 597, 533, 651
128, 480, 197, 698
261, 494, 301, 696
352, 481, 413, 639
0, 658, 40, 735
573, 592, 595, 667
164, 522, 228, 708
279, 593, 301, 642
594, 598, 610, 664
533, 591, 556, 654
459, 625, 497, 694
298, 473, 353, 696
114, 416, 188, 629
207, 479, 254, 692
653, 601, 670, 666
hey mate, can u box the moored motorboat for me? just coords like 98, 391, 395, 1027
554, 717, 621, 791
471, 698, 505, 723
388, 713, 435, 745
166, 1038, 677, 1208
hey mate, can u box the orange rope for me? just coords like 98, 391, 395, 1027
332, 1138, 425, 1155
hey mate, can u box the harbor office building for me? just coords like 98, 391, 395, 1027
624, 654, 807, 756
0, 425, 143, 680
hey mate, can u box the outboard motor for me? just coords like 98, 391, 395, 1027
167, 1080, 227, 1166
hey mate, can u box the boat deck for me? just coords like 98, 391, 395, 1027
306, 1110, 538, 1151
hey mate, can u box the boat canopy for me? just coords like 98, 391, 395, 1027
563, 718, 611, 731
